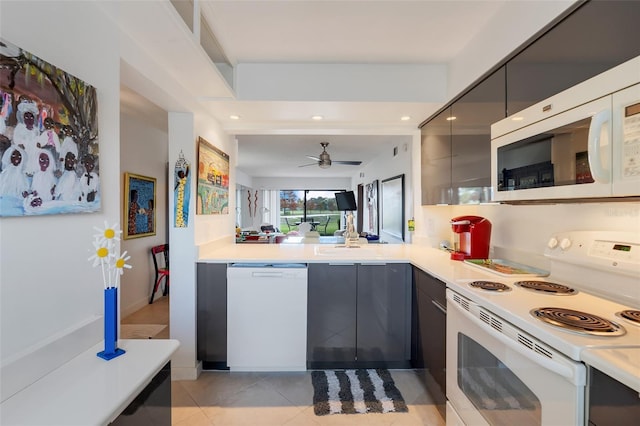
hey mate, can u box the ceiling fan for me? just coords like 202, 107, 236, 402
299, 142, 363, 169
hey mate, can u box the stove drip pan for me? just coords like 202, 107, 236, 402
469, 280, 512, 292
515, 280, 577, 295
616, 310, 640, 326
531, 307, 626, 336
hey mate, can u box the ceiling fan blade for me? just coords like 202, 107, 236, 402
306, 155, 321, 161
298, 162, 318, 168
332, 160, 362, 165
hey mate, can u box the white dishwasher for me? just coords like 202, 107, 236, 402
227, 263, 308, 371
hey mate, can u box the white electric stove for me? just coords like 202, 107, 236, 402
455, 231, 640, 361
446, 231, 640, 426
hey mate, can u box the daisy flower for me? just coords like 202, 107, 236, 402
93, 221, 122, 245
115, 251, 132, 275
88, 221, 131, 289
88, 240, 111, 267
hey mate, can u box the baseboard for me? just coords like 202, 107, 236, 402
121, 294, 166, 319
171, 362, 201, 381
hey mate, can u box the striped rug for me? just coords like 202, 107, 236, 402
311, 369, 408, 415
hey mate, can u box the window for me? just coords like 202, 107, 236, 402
279, 190, 344, 236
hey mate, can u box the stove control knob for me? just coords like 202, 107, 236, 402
560, 238, 572, 251
547, 237, 559, 249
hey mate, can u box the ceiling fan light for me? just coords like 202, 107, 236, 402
319, 162, 331, 169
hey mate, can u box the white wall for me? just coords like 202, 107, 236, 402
352, 134, 417, 243
413, 201, 640, 271
0, 1, 120, 401
119, 96, 169, 316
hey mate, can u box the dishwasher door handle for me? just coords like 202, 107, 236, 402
251, 271, 284, 278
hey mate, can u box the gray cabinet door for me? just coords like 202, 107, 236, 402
196, 263, 227, 369
307, 263, 357, 368
357, 263, 411, 368
412, 266, 446, 414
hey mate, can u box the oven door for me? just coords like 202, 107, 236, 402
446, 289, 586, 426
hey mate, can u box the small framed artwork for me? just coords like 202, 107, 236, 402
123, 172, 156, 239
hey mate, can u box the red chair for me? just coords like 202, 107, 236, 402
149, 244, 169, 304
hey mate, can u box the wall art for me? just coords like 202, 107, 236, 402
196, 137, 229, 215
174, 151, 190, 227
123, 172, 156, 239
366, 179, 379, 235
0, 38, 99, 216
381, 174, 405, 241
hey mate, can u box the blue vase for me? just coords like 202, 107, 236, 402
97, 287, 126, 360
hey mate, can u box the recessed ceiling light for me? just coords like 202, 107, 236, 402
511, 116, 524, 121
446, 116, 457, 121
311, 115, 324, 120
400, 116, 411, 121
229, 115, 240, 120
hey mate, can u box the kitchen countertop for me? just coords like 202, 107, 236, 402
0, 339, 180, 426
582, 347, 640, 393
199, 241, 483, 283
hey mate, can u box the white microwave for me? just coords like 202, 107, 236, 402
491, 55, 640, 202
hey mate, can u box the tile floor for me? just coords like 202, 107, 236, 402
123, 296, 446, 426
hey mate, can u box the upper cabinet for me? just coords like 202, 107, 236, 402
506, 0, 640, 114
421, 108, 452, 205
421, 68, 505, 206
420, 0, 640, 205
451, 67, 505, 204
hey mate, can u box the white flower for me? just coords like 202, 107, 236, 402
88, 240, 111, 267
114, 251, 132, 276
88, 221, 131, 288
93, 221, 121, 245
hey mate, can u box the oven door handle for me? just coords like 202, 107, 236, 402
449, 298, 585, 385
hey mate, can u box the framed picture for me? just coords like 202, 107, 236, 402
381, 174, 405, 241
196, 137, 229, 215
366, 179, 379, 235
0, 38, 99, 217
123, 172, 156, 239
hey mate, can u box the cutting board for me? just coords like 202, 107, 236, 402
463, 259, 549, 277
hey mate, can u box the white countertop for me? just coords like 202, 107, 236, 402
0, 339, 180, 426
582, 347, 640, 393
199, 241, 483, 284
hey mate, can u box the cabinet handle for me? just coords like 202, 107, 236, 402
432, 300, 447, 315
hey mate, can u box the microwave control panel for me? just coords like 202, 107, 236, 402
622, 101, 640, 178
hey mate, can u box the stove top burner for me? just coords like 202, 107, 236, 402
531, 307, 626, 336
469, 280, 512, 292
617, 310, 640, 326
515, 280, 577, 295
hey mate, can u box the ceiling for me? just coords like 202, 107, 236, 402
116, 0, 568, 178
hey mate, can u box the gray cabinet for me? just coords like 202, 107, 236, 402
507, 1, 640, 115
421, 107, 452, 205
421, 67, 505, 205
110, 362, 171, 425
196, 263, 227, 369
451, 66, 505, 205
420, 1, 640, 205
307, 263, 357, 368
411, 267, 446, 417
307, 262, 411, 369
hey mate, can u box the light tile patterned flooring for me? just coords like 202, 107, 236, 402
124, 297, 446, 426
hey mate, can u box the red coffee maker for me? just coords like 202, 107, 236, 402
449, 215, 492, 261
